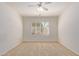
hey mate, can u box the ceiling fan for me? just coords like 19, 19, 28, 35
28, 2, 52, 11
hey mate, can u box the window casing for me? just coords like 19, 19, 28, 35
32, 22, 49, 35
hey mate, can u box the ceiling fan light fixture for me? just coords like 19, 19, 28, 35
37, 7, 44, 12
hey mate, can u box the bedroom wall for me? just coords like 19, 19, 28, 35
0, 3, 23, 55
23, 16, 58, 41
58, 3, 79, 55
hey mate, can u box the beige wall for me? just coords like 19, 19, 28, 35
23, 16, 58, 41
59, 3, 79, 55
0, 3, 23, 55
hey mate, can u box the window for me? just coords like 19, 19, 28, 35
32, 22, 49, 35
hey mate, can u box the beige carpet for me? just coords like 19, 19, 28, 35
3, 42, 78, 56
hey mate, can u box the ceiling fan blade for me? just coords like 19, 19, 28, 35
42, 7, 48, 11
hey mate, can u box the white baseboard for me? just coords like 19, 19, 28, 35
59, 41, 79, 56
0, 40, 22, 56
